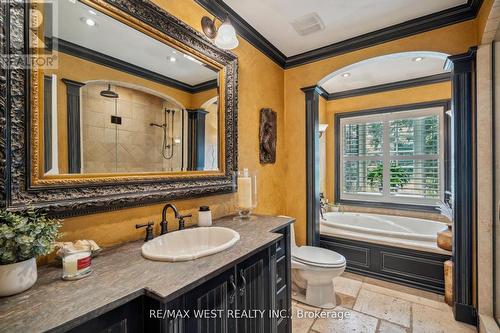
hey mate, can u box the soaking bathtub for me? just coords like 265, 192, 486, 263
321, 212, 450, 254
319, 212, 452, 293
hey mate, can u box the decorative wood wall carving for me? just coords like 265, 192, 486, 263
0, 0, 238, 217
259, 108, 276, 164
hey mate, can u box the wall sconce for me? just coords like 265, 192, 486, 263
201, 16, 239, 50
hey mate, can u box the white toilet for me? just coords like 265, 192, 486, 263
290, 223, 346, 308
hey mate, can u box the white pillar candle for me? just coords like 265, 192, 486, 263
237, 169, 253, 209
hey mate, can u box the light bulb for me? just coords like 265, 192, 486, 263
85, 18, 96, 26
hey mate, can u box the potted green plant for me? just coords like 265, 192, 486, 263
0, 209, 61, 297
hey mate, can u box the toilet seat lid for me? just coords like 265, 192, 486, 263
292, 246, 346, 267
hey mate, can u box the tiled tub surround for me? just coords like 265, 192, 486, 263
292, 273, 477, 333
0, 215, 293, 333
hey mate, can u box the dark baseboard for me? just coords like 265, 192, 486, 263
345, 266, 444, 295
453, 302, 478, 326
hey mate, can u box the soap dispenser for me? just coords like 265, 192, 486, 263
198, 206, 212, 227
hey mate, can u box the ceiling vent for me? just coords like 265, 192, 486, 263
291, 12, 325, 36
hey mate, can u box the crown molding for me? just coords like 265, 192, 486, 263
194, 0, 287, 67
53, 38, 218, 94
325, 72, 451, 100
195, 0, 484, 69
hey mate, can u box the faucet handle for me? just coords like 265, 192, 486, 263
136, 221, 154, 242
178, 213, 192, 230
160, 218, 168, 235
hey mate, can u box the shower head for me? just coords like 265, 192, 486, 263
100, 84, 119, 99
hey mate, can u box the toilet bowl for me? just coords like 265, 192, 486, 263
290, 223, 346, 308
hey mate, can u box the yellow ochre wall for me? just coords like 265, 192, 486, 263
322, 81, 452, 204
58, 0, 286, 246
58, 0, 487, 248
284, 20, 478, 246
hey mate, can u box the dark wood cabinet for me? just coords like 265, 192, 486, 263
235, 249, 270, 333
68, 225, 291, 333
67, 297, 143, 333
184, 268, 236, 333
144, 296, 185, 333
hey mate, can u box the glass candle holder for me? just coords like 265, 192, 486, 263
62, 244, 92, 281
234, 168, 257, 219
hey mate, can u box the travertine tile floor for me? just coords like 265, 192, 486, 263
292, 272, 477, 333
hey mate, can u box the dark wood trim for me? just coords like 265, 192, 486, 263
190, 79, 218, 93
285, 0, 483, 68
194, 0, 287, 67
337, 200, 442, 213
333, 99, 451, 211
326, 73, 451, 100
43, 76, 52, 173
302, 86, 324, 246
186, 109, 208, 171
54, 38, 218, 94
62, 79, 85, 174
2, 0, 238, 217
194, 0, 483, 69
492, 42, 499, 328
443, 101, 453, 203
447, 47, 478, 325
320, 235, 451, 294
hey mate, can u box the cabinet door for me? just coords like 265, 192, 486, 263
67, 297, 143, 333
236, 249, 270, 333
144, 296, 185, 333
184, 268, 236, 333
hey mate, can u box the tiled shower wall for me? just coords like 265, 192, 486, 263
81, 83, 183, 173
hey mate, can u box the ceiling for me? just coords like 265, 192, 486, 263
319, 52, 450, 94
53, 0, 218, 86
223, 0, 467, 57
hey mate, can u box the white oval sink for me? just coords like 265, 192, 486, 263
141, 227, 240, 262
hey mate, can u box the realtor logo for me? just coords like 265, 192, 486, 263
1, 0, 58, 69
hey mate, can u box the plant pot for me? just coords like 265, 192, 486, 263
437, 224, 453, 251
0, 258, 37, 297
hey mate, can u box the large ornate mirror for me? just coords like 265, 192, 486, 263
2, 0, 237, 215
33, 0, 228, 181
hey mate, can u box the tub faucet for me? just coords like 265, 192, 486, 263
319, 193, 327, 219
160, 203, 192, 234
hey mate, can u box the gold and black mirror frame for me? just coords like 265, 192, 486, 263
1, 0, 238, 217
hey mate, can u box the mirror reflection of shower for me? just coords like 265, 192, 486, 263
150, 109, 181, 161
99, 84, 119, 173
76, 81, 218, 174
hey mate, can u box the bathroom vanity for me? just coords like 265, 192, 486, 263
0, 215, 293, 333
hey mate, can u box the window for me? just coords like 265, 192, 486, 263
338, 105, 445, 207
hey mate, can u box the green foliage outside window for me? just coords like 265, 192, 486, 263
366, 163, 411, 190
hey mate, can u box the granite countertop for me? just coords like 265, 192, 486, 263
0, 215, 294, 333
